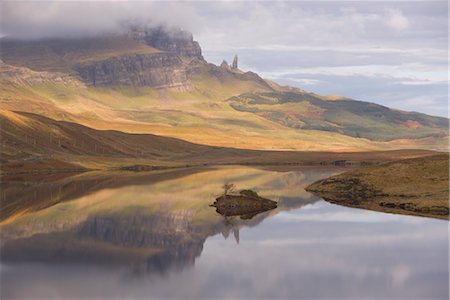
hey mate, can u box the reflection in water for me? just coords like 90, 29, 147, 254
1, 167, 325, 271
0, 167, 211, 222
1, 166, 448, 299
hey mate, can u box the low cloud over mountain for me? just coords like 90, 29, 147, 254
1, 1, 447, 116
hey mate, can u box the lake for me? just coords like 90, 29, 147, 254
1, 166, 448, 299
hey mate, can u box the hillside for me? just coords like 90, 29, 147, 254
0, 62, 394, 152
228, 91, 449, 141
0, 26, 448, 152
0, 110, 436, 174
306, 154, 449, 219
0, 36, 161, 72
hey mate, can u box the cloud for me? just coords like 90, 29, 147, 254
263, 63, 447, 85
193, 2, 447, 117
385, 9, 410, 31
0, 1, 200, 39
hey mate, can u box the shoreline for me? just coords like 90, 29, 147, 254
0, 149, 437, 176
306, 154, 449, 220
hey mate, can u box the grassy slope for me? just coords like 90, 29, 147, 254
0, 37, 448, 152
2, 63, 446, 152
228, 91, 449, 142
306, 154, 449, 219
0, 63, 391, 151
0, 109, 437, 174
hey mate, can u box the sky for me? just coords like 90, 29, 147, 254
1, 1, 448, 117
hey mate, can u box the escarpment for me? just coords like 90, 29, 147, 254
0, 26, 205, 89
0, 26, 277, 91
128, 26, 204, 61
75, 52, 191, 89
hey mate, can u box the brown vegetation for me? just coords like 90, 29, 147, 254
306, 154, 449, 219
0, 110, 438, 175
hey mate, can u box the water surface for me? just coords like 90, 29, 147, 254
1, 166, 448, 299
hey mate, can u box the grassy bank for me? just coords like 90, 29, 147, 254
306, 154, 449, 220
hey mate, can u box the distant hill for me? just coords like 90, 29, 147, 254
0, 26, 448, 151
228, 91, 448, 141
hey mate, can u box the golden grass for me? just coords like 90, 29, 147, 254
0, 62, 447, 153
1, 109, 439, 177
306, 154, 450, 219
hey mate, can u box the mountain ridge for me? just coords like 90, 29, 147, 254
0, 26, 448, 152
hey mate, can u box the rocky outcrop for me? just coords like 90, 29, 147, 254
211, 191, 277, 218
188, 60, 273, 91
128, 27, 204, 61
232, 54, 238, 69
74, 52, 191, 89
74, 26, 205, 88
0, 61, 77, 86
219, 55, 239, 71
220, 60, 231, 70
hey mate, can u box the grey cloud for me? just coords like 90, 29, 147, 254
195, 1, 447, 51
0, 1, 201, 39
195, 1, 447, 118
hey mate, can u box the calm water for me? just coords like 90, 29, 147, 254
1, 166, 448, 299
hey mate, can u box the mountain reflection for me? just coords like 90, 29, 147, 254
0, 167, 211, 222
0, 166, 337, 275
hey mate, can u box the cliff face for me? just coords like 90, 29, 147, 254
75, 52, 191, 89
0, 27, 205, 89
74, 27, 206, 88
0, 27, 273, 91
129, 27, 204, 61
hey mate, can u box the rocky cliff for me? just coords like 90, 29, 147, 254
128, 26, 204, 61
232, 54, 238, 69
0, 27, 204, 89
73, 27, 206, 88
75, 52, 191, 89
0, 27, 273, 90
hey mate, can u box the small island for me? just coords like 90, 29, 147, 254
306, 154, 449, 220
211, 184, 277, 218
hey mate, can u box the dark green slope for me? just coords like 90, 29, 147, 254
228, 91, 449, 141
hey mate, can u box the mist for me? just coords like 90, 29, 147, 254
0, 1, 200, 39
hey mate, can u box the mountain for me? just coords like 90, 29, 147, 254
0, 27, 269, 91
0, 26, 448, 153
228, 91, 448, 141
